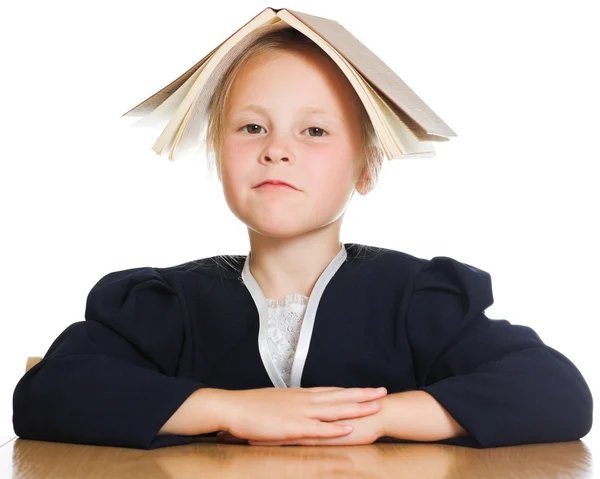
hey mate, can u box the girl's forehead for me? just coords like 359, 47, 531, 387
223, 48, 364, 127
239, 48, 341, 80
231, 50, 356, 102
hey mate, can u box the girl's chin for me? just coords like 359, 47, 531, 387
245, 218, 318, 238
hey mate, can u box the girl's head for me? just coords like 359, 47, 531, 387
205, 26, 383, 238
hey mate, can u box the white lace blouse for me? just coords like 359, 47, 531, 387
265, 293, 309, 387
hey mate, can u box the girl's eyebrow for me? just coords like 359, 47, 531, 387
236, 104, 345, 126
235, 104, 270, 115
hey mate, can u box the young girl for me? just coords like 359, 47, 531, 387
12, 26, 593, 450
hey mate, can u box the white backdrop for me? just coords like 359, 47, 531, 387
1, 0, 598, 447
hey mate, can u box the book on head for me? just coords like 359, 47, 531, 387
122, 7, 457, 162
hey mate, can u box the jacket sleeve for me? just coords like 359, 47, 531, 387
404, 256, 593, 448
13, 267, 212, 449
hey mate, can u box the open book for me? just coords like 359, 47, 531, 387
122, 7, 457, 161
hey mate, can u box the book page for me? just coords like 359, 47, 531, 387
131, 59, 208, 129
172, 20, 291, 160
285, 9, 456, 139
151, 8, 279, 157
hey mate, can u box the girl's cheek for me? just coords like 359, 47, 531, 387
225, 137, 262, 158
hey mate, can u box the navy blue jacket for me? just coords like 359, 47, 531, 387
12, 243, 593, 449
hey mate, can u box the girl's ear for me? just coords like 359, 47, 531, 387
355, 171, 370, 196
355, 151, 383, 196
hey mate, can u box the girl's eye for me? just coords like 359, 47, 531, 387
241, 124, 265, 134
305, 127, 327, 137
239, 124, 328, 137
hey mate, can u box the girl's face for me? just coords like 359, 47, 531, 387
220, 48, 367, 238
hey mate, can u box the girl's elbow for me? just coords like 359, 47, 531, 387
573, 381, 594, 439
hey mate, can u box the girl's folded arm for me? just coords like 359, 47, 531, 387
12, 267, 215, 450
403, 257, 593, 448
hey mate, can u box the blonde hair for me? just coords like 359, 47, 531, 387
204, 26, 384, 195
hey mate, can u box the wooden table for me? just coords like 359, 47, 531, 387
0, 435, 595, 478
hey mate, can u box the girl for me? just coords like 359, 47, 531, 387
12, 26, 593, 450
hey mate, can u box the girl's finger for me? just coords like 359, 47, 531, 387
308, 387, 344, 392
305, 402, 379, 425
315, 387, 387, 404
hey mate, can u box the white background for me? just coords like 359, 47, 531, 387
1, 0, 598, 449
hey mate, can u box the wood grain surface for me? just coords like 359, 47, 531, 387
0, 436, 594, 478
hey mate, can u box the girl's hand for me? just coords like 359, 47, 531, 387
218, 410, 386, 446
218, 386, 387, 443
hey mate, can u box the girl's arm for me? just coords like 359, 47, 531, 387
13, 267, 211, 450
157, 388, 227, 436
399, 256, 593, 448
378, 390, 468, 441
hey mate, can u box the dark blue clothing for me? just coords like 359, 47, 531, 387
12, 243, 593, 449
